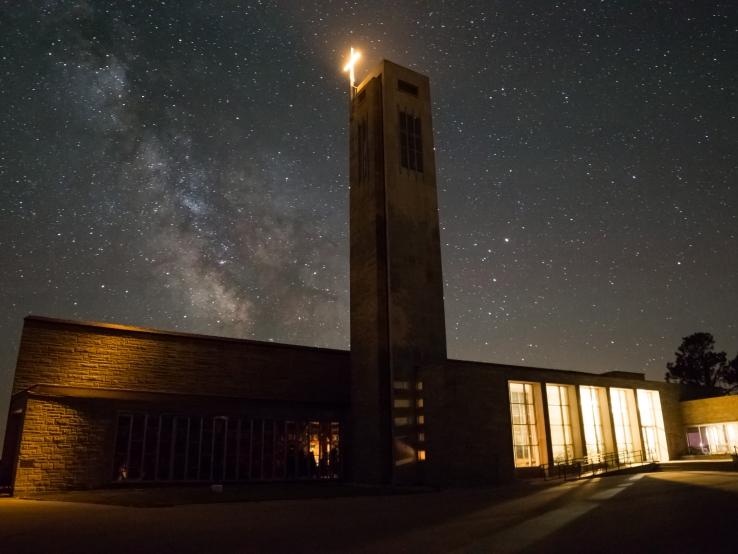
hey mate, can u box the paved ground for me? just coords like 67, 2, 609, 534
0, 471, 736, 553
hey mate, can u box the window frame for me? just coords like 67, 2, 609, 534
399, 110, 423, 173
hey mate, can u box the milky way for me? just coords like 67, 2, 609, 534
1, 1, 737, 441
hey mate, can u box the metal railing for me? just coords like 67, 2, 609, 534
542, 449, 649, 481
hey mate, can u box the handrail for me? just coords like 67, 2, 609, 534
541, 449, 650, 481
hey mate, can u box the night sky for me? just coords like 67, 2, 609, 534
1, 1, 737, 442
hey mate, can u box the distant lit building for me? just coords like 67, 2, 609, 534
1, 60, 733, 495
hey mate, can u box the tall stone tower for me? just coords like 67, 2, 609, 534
349, 60, 447, 485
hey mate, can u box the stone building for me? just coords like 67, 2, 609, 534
1, 316, 347, 494
1, 60, 733, 495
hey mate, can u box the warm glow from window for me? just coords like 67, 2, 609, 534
580, 386, 606, 462
686, 422, 738, 455
546, 384, 575, 464
509, 382, 541, 467
112, 414, 341, 483
610, 388, 640, 460
729, 424, 738, 452
637, 389, 669, 461
417, 450, 426, 461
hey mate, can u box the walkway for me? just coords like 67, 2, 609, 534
1, 471, 736, 553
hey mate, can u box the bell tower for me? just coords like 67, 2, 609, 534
348, 59, 447, 484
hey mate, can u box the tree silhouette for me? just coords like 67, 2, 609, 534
725, 355, 738, 393
665, 332, 737, 392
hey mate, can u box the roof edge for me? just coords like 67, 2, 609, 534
17, 383, 349, 407
24, 315, 349, 355
445, 357, 655, 381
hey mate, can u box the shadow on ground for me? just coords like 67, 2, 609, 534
519, 471, 738, 554
21, 482, 433, 507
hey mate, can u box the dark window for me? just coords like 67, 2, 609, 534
357, 119, 369, 182
263, 419, 275, 480
142, 415, 158, 480
225, 418, 239, 481
399, 111, 423, 173
199, 416, 213, 479
251, 418, 263, 480
398, 79, 419, 96
286, 421, 297, 479
111, 413, 341, 483
274, 421, 287, 480
127, 414, 146, 479
295, 421, 309, 479
212, 416, 227, 481
186, 417, 202, 480
238, 419, 252, 480
172, 416, 189, 480
112, 414, 132, 481
157, 414, 173, 480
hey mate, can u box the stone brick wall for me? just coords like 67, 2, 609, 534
6, 317, 350, 495
14, 317, 349, 404
426, 362, 515, 485
657, 382, 689, 458
681, 395, 738, 426
14, 397, 112, 495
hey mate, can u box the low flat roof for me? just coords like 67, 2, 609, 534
25, 315, 349, 356
25, 315, 655, 382
445, 357, 648, 382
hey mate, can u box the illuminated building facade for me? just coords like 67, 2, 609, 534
1, 60, 734, 495
0, 317, 348, 494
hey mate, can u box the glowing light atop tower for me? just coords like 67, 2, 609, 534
343, 47, 361, 97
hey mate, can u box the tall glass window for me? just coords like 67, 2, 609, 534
546, 384, 575, 463
112, 413, 341, 483
357, 119, 369, 182
580, 386, 607, 462
728, 423, 738, 454
686, 423, 738, 455
509, 382, 541, 467
399, 111, 423, 172
636, 389, 669, 461
610, 388, 640, 460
